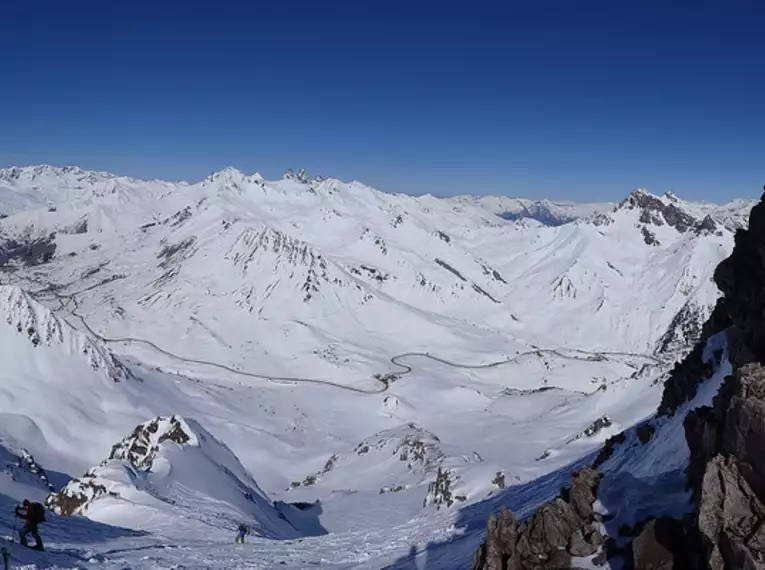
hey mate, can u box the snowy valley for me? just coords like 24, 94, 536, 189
0, 164, 758, 569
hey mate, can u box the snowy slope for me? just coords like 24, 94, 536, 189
0, 164, 755, 569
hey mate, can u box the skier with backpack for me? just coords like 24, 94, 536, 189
15, 499, 45, 551
235, 523, 249, 544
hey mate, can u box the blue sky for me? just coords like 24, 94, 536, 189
1, 0, 763, 201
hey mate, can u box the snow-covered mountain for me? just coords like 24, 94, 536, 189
0, 164, 757, 569
46, 415, 316, 539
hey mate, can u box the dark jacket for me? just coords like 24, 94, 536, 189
16, 502, 45, 524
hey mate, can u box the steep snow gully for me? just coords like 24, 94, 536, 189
46, 287, 662, 396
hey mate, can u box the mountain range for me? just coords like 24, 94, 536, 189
0, 164, 758, 569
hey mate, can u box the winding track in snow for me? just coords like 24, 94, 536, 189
44, 288, 663, 395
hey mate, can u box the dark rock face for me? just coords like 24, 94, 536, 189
657, 300, 731, 418
470, 468, 603, 570
684, 364, 765, 568
698, 215, 719, 234
641, 226, 660, 246
715, 193, 765, 364
630, 517, 692, 570
657, 343, 716, 417
655, 301, 705, 358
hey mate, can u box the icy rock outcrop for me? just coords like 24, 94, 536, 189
293, 423, 449, 490
657, 301, 731, 417
108, 415, 192, 469
283, 168, 312, 184
292, 423, 476, 508
1, 442, 56, 494
470, 468, 603, 570
46, 415, 301, 538
423, 467, 466, 509
46, 416, 196, 515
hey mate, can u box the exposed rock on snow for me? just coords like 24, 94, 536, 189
657, 301, 731, 417
621, 189, 698, 233
0, 441, 56, 495
582, 415, 613, 438
46, 415, 201, 516
291, 423, 477, 509
424, 467, 466, 509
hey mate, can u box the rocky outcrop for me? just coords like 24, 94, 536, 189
630, 517, 693, 570
291, 423, 478, 508
621, 189, 698, 233
683, 364, 765, 569
657, 300, 731, 417
714, 191, 765, 364
47, 416, 196, 515
109, 415, 192, 469
424, 467, 466, 509
470, 468, 603, 570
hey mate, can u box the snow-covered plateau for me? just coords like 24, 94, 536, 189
0, 164, 757, 569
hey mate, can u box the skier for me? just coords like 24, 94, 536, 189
15, 499, 45, 551
235, 523, 249, 544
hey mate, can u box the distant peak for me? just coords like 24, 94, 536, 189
283, 168, 320, 184
619, 188, 663, 209
209, 166, 245, 178
618, 188, 700, 233
203, 166, 248, 185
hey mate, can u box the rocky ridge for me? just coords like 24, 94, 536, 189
46, 416, 195, 516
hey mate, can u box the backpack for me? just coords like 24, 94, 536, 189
27, 502, 46, 524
